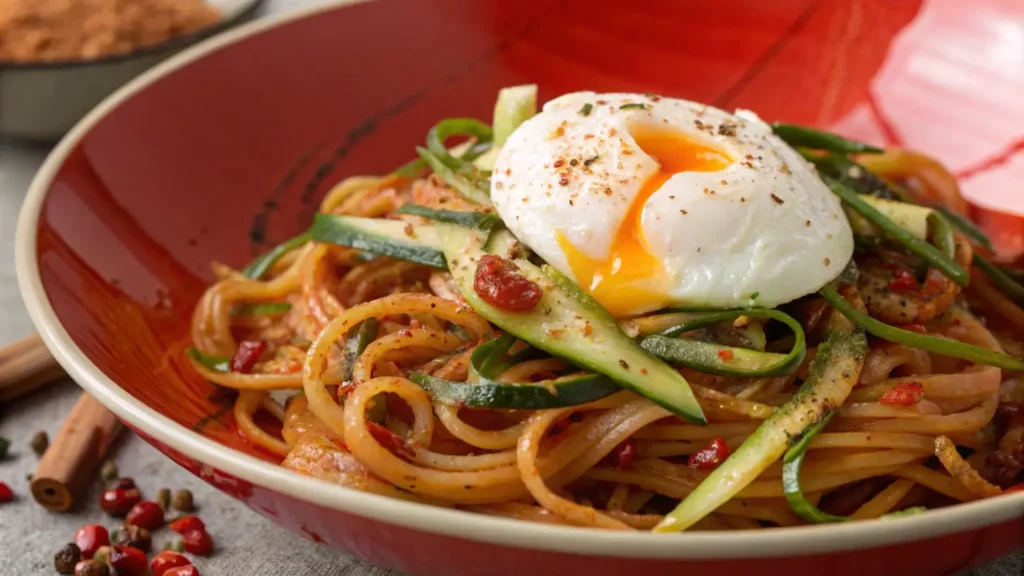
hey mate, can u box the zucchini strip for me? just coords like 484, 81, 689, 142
409, 371, 618, 410
935, 205, 995, 251
439, 224, 706, 423
186, 348, 230, 372
416, 332, 618, 409
342, 318, 384, 421
771, 123, 883, 154
823, 176, 969, 286
232, 302, 292, 316
342, 318, 380, 383
309, 213, 446, 268
426, 118, 494, 172
655, 302, 867, 532
638, 309, 806, 378
416, 147, 492, 205
927, 211, 956, 261
242, 233, 311, 280
806, 152, 998, 253
781, 412, 849, 523
973, 254, 1024, 305
393, 205, 502, 230
819, 282, 1024, 370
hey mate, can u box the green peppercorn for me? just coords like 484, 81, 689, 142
156, 488, 171, 511
99, 460, 118, 483
171, 489, 194, 512
74, 559, 109, 576
54, 543, 81, 574
162, 536, 185, 553
30, 431, 49, 456
92, 546, 111, 566
0, 436, 10, 459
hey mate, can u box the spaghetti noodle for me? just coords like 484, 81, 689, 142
188, 87, 1024, 532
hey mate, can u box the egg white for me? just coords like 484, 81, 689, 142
490, 91, 853, 314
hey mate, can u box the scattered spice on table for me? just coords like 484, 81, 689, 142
30, 430, 49, 456
54, 542, 82, 574
74, 524, 109, 559
99, 460, 118, 484
171, 489, 194, 512
156, 488, 172, 511
0, 481, 13, 503
74, 559, 109, 576
112, 525, 152, 552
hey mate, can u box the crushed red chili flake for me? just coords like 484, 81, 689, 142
717, 349, 734, 362
230, 340, 267, 373
606, 440, 637, 469
366, 421, 416, 461
473, 255, 543, 311
895, 323, 928, 334
887, 269, 920, 293
688, 438, 730, 470
878, 382, 924, 406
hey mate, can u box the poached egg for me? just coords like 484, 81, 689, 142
490, 92, 853, 317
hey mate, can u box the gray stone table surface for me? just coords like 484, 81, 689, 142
0, 2, 1021, 574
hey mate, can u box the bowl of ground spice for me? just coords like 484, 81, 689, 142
0, 0, 264, 141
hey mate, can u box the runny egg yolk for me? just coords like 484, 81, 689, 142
556, 129, 732, 317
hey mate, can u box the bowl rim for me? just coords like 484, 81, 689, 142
15, 0, 1024, 560
0, 0, 265, 71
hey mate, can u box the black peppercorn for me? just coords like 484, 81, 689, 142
111, 525, 151, 552
30, 431, 49, 456
54, 543, 81, 574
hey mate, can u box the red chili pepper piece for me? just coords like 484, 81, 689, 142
879, 381, 925, 406
473, 255, 543, 311
607, 440, 637, 469
109, 546, 148, 576
688, 437, 731, 470
0, 482, 13, 503
895, 323, 928, 334
99, 488, 141, 517
717, 349, 734, 362
182, 529, 213, 556
150, 551, 192, 576
230, 340, 267, 373
887, 269, 920, 293
168, 515, 205, 535
125, 500, 164, 530
74, 525, 109, 559
366, 421, 416, 461
165, 566, 201, 576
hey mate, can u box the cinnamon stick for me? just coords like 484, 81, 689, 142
0, 333, 65, 402
31, 393, 123, 511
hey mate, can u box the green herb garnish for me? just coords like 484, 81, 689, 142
619, 103, 648, 111
578, 103, 593, 116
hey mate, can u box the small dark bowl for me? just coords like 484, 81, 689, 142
0, 0, 264, 142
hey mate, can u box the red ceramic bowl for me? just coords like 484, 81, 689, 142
16, 1, 1024, 574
